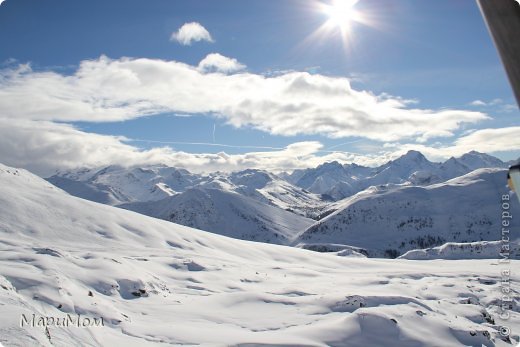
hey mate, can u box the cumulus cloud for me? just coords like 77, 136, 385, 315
170, 22, 213, 45
0, 56, 489, 142
198, 53, 246, 73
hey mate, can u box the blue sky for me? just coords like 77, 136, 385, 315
0, 0, 518, 175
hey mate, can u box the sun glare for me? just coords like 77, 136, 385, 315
300, 0, 371, 52
323, 0, 361, 33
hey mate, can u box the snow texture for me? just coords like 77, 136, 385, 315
1, 163, 519, 346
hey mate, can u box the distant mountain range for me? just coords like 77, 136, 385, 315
46, 151, 519, 257
285, 150, 509, 200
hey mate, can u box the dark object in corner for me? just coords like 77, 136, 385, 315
477, 0, 520, 107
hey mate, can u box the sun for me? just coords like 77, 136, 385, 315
299, 0, 373, 53
322, 0, 362, 33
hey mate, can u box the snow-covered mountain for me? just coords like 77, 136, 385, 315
215, 169, 326, 217
49, 166, 325, 217
48, 166, 324, 244
120, 187, 314, 244
369, 150, 440, 186
296, 168, 519, 258
48, 151, 508, 207
458, 151, 508, 171
438, 157, 474, 181
1, 162, 519, 346
286, 150, 507, 200
288, 161, 372, 200
45, 151, 513, 252
48, 165, 204, 205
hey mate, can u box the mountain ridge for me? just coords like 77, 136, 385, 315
296, 168, 519, 257
44, 150, 515, 255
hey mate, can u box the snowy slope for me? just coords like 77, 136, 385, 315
226, 169, 326, 217
49, 167, 321, 244
119, 187, 314, 244
1, 163, 519, 346
46, 175, 124, 205
297, 168, 520, 258
438, 157, 474, 182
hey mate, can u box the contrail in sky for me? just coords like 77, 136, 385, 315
129, 138, 365, 154
324, 139, 365, 151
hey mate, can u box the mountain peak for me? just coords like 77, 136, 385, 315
317, 161, 344, 170
461, 150, 501, 159
462, 150, 489, 158
391, 150, 429, 165
404, 150, 425, 159
458, 151, 505, 170
229, 168, 274, 189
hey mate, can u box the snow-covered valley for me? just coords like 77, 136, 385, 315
1, 163, 519, 346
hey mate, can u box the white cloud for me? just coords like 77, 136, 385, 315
0, 119, 168, 176
0, 118, 353, 176
383, 127, 520, 162
453, 126, 520, 153
198, 53, 246, 74
469, 98, 518, 113
469, 100, 487, 107
0, 56, 489, 142
1, 117, 518, 177
469, 98, 504, 107
170, 22, 213, 45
